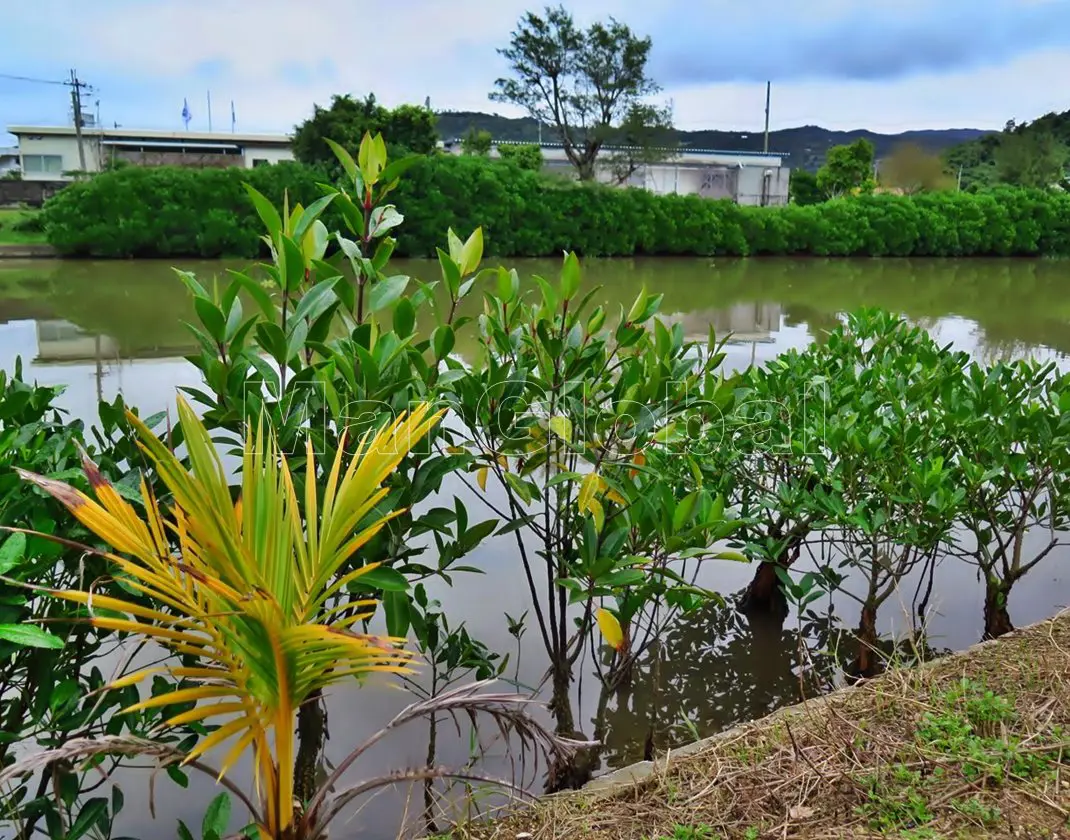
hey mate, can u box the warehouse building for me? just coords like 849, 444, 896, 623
444, 139, 791, 206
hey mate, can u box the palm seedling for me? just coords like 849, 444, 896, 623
2, 398, 567, 839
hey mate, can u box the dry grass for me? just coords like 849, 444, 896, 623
462, 612, 1070, 840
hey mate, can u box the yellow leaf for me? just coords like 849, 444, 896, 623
588, 497, 605, 533
548, 415, 573, 444
596, 608, 624, 651
606, 488, 628, 506
477, 466, 488, 492
446, 446, 466, 455
578, 472, 605, 513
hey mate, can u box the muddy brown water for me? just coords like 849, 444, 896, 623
1, 256, 1068, 838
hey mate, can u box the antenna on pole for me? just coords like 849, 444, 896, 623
763, 81, 771, 154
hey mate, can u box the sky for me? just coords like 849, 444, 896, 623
2, 0, 1069, 144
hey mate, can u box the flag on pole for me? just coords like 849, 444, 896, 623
181, 98, 191, 130
231, 100, 236, 133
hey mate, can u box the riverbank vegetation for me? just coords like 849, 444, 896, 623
39, 153, 1070, 259
469, 612, 1070, 840
5, 133, 1070, 838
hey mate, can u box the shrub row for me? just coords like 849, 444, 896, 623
41, 155, 1070, 259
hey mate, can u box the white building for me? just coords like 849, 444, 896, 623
444, 139, 791, 206
6, 125, 294, 181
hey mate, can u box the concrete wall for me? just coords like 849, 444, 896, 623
0, 179, 66, 207
735, 165, 791, 206
242, 144, 294, 168
112, 149, 240, 169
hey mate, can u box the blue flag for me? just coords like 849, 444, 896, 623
182, 98, 191, 129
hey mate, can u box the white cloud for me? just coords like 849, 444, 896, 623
667, 49, 1070, 132
1, 0, 1068, 136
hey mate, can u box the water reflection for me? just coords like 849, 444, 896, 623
2, 256, 1070, 837
594, 604, 843, 769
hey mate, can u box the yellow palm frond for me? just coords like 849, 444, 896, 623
18, 396, 442, 838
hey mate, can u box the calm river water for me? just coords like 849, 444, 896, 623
2, 256, 1068, 838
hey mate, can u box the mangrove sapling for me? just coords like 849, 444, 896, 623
787, 312, 967, 675
400, 584, 508, 835
442, 256, 741, 789
728, 342, 842, 616
175, 132, 497, 802
944, 359, 1070, 639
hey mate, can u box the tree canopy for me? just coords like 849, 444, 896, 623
292, 94, 437, 171
944, 110, 1070, 191
490, 5, 661, 180
816, 139, 876, 197
879, 143, 954, 194
994, 129, 1068, 189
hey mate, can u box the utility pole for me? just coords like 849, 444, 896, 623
763, 80, 771, 154
69, 69, 88, 172
207, 90, 213, 132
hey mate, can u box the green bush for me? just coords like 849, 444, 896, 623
40, 155, 1070, 259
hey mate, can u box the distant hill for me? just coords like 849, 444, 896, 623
435, 111, 987, 171
944, 110, 1070, 190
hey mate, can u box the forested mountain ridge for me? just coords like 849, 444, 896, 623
435, 110, 986, 171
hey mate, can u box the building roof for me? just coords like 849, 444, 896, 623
7, 125, 292, 146
446, 137, 789, 159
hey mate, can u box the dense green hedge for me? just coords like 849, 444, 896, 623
41, 155, 1070, 258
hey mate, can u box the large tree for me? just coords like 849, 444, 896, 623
994, 129, 1068, 189
491, 6, 660, 180
292, 94, 437, 172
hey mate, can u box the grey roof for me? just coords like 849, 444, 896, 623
447, 137, 789, 159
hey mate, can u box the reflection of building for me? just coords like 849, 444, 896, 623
7, 125, 293, 182
442, 140, 791, 206
35, 320, 118, 401
660, 302, 782, 343
35, 320, 119, 362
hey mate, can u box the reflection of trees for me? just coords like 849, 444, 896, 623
9, 254, 1070, 364
590, 603, 844, 768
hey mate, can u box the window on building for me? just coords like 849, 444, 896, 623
22, 154, 64, 174
252, 158, 269, 168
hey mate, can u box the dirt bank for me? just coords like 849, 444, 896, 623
466, 611, 1070, 839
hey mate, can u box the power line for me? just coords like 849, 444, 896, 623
0, 71, 68, 86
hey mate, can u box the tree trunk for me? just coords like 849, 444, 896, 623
422, 713, 438, 836
983, 579, 1014, 640
294, 689, 326, 805
545, 661, 597, 793
738, 561, 789, 617
849, 603, 880, 680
